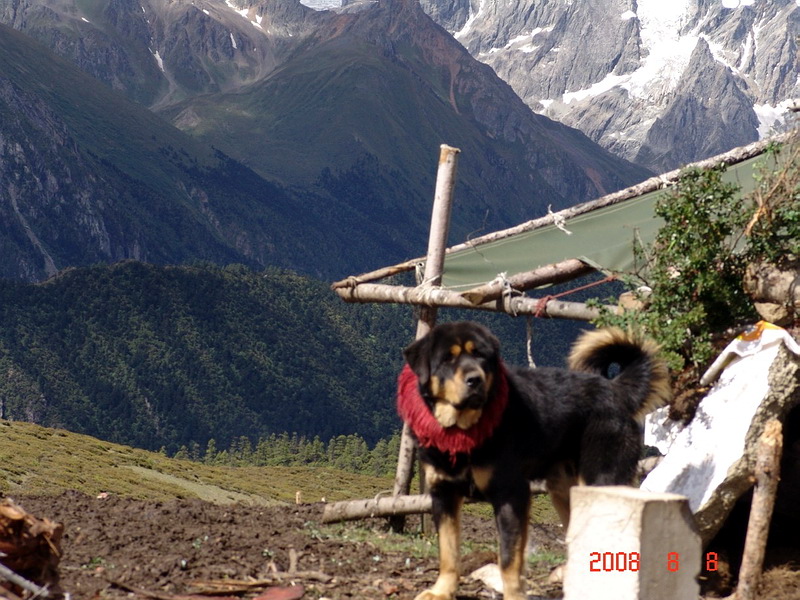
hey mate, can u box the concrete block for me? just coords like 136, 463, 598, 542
563, 486, 700, 600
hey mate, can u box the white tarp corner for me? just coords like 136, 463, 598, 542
641, 321, 800, 541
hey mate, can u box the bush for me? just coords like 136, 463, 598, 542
592, 133, 799, 373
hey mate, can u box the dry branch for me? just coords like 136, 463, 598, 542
333, 281, 617, 321
734, 419, 783, 600
109, 580, 205, 600
459, 259, 595, 304
322, 494, 432, 523
191, 574, 330, 592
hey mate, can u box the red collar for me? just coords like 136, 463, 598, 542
397, 362, 509, 459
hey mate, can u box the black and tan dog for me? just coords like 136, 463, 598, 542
397, 321, 670, 600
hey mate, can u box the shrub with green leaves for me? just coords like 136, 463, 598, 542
745, 141, 800, 265
592, 135, 799, 373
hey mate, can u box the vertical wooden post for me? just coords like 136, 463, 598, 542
735, 419, 783, 600
390, 144, 461, 533
564, 487, 701, 600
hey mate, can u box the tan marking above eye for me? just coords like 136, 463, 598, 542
449, 344, 462, 358
464, 340, 475, 354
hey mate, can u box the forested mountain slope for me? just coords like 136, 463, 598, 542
0, 261, 584, 452
0, 262, 409, 451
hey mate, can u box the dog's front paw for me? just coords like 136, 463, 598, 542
414, 591, 454, 600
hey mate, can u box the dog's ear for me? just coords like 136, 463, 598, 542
403, 334, 432, 387
482, 327, 501, 358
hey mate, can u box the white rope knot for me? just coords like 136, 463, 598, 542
526, 316, 537, 368
414, 262, 426, 285
493, 272, 523, 316
492, 271, 511, 291
548, 204, 573, 235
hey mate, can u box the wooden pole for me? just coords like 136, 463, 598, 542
391, 144, 461, 533
734, 419, 783, 600
333, 281, 618, 320
459, 258, 595, 304
330, 132, 789, 293
0, 563, 50, 599
323, 481, 551, 524
323, 494, 433, 523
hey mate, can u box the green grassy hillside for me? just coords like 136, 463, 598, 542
0, 419, 391, 504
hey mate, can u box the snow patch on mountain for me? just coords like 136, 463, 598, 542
478, 27, 551, 57
455, 0, 484, 40
755, 100, 797, 137
224, 0, 263, 28
420, 0, 799, 172
151, 49, 165, 72
299, 0, 341, 11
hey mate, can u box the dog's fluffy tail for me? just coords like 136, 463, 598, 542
568, 327, 671, 423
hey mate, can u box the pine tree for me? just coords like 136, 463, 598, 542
204, 438, 219, 464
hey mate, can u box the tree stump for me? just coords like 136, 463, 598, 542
0, 498, 63, 598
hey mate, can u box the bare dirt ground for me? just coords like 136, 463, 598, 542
9, 491, 566, 600
8, 491, 800, 600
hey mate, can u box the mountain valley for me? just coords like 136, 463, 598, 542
1, 0, 653, 284
0, 0, 794, 452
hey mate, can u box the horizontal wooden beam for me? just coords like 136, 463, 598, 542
332, 281, 618, 321
321, 456, 662, 524
459, 259, 596, 304
322, 482, 549, 523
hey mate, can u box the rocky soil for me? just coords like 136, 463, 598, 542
6, 490, 800, 599
7, 491, 566, 600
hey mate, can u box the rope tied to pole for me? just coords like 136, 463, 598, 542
534, 274, 618, 318
547, 204, 573, 235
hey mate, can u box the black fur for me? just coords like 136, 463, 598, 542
402, 321, 669, 600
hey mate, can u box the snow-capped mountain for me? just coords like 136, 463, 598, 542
2, 0, 655, 281
420, 0, 799, 172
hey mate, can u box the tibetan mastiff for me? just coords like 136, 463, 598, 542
397, 321, 670, 600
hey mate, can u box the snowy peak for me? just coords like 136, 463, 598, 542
421, 0, 800, 172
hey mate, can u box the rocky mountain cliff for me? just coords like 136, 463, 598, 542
0, 22, 385, 281
420, 0, 799, 173
1, 0, 652, 284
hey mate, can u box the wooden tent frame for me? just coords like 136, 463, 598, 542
325, 135, 783, 526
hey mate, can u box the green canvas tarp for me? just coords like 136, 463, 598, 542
332, 136, 783, 319
440, 153, 769, 292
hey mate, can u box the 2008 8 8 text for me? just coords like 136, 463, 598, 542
588, 551, 719, 572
